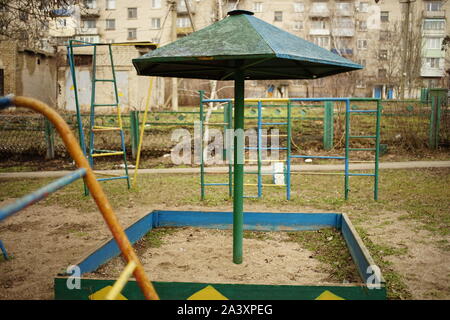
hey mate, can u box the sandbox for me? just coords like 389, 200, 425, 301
54, 210, 386, 300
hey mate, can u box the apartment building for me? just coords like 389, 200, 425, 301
48, 0, 449, 105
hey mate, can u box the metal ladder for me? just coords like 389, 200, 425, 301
68, 40, 130, 192
243, 100, 290, 199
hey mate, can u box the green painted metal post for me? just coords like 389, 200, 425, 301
374, 99, 381, 201
199, 91, 205, 200
130, 111, 140, 159
286, 101, 292, 200
428, 89, 446, 149
227, 101, 233, 197
44, 118, 55, 159
323, 101, 334, 150
344, 99, 350, 200
233, 70, 245, 265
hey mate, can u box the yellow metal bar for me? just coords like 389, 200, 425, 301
11, 96, 159, 300
92, 126, 121, 132
244, 183, 286, 187
133, 76, 155, 188
92, 152, 124, 157
106, 261, 137, 300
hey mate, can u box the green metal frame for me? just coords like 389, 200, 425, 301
67, 40, 130, 193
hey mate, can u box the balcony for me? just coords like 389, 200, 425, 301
76, 27, 99, 35
331, 48, 353, 56
336, 9, 353, 16
421, 67, 445, 77
176, 27, 193, 35
423, 10, 446, 19
309, 28, 330, 36
309, 9, 329, 18
81, 7, 100, 17
332, 28, 355, 37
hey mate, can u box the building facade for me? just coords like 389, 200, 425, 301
46, 0, 449, 107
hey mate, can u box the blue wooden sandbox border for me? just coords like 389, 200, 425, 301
55, 210, 386, 300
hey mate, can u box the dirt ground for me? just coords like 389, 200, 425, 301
87, 227, 342, 286
0, 202, 449, 300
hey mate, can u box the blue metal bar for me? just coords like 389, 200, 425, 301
260, 122, 288, 125
0, 168, 87, 221
0, 239, 9, 260
0, 95, 13, 110
348, 173, 376, 177
290, 155, 346, 160
97, 176, 129, 182
204, 183, 230, 186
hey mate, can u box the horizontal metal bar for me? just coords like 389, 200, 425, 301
245, 147, 288, 150
0, 168, 86, 221
95, 79, 115, 82
349, 136, 377, 139
290, 155, 346, 160
261, 122, 288, 125
348, 148, 376, 151
349, 110, 377, 113
91, 152, 124, 157
145, 122, 197, 126
97, 176, 129, 182
245, 183, 286, 187
93, 103, 118, 107
203, 183, 229, 186
347, 173, 376, 177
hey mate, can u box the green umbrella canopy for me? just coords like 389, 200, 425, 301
132, 10, 362, 80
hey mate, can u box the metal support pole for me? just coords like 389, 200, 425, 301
233, 69, 245, 265
344, 99, 350, 200
374, 99, 381, 200
257, 100, 262, 198
227, 101, 233, 197
323, 101, 334, 150
130, 111, 140, 159
286, 100, 292, 200
199, 91, 205, 200
44, 118, 55, 159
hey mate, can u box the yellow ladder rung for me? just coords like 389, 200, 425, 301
92, 126, 122, 132
244, 183, 286, 187
105, 260, 137, 300
92, 152, 124, 157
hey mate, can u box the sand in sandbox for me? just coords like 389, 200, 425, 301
89, 227, 356, 286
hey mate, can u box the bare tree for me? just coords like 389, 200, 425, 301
0, 0, 73, 48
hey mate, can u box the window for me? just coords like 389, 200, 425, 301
293, 21, 303, 30
356, 79, 366, 89
151, 0, 161, 9
378, 68, 387, 78
379, 49, 388, 60
105, 19, 115, 30
380, 11, 389, 22
423, 19, 445, 30
84, 0, 96, 9
106, 0, 116, 10
127, 28, 137, 40
336, 2, 351, 12
426, 37, 443, 49
312, 36, 330, 48
311, 2, 328, 12
379, 30, 389, 41
293, 2, 304, 13
425, 57, 441, 68
358, 20, 367, 31
128, 8, 137, 19
177, 17, 190, 28
357, 39, 368, 50
254, 2, 263, 13
56, 18, 67, 28
274, 11, 283, 22
81, 19, 96, 29
76, 35, 100, 43
359, 2, 369, 13
426, 1, 443, 12
151, 18, 161, 29
311, 20, 326, 29
336, 17, 353, 28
